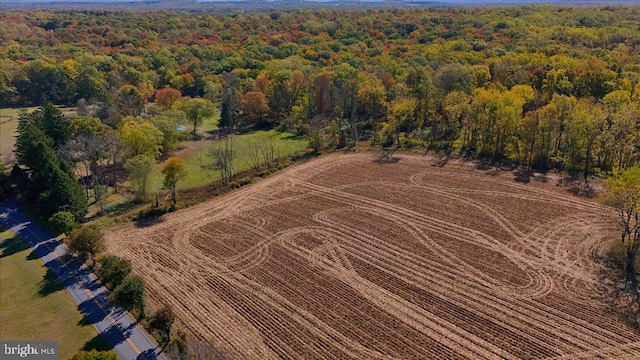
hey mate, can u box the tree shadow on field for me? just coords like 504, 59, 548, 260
134, 214, 165, 228
557, 175, 598, 198
476, 160, 494, 171
374, 148, 400, 164
38, 268, 64, 296
0, 235, 29, 258
82, 334, 112, 352
279, 133, 303, 141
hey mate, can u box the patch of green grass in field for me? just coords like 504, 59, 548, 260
0, 117, 18, 163
198, 110, 220, 133
148, 130, 308, 192
0, 229, 109, 358
0, 106, 40, 120
176, 110, 220, 134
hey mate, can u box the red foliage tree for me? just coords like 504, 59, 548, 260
154, 87, 182, 111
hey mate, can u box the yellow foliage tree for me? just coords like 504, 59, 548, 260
600, 167, 640, 287
161, 157, 187, 208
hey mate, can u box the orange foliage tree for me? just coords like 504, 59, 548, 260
155, 87, 182, 111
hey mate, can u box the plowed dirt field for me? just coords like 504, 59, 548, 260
104, 152, 640, 359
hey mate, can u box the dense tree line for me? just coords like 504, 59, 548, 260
2, 6, 639, 175
15, 103, 87, 220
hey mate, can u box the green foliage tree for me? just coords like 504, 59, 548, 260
268, 69, 306, 130
377, 98, 417, 147
470, 85, 532, 159
110, 275, 146, 316
67, 225, 104, 266
16, 102, 71, 152
76, 67, 108, 102
220, 74, 241, 133
23, 60, 75, 105
178, 97, 216, 134
357, 75, 388, 130
564, 100, 606, 183
0, 61, 17, 105
116, 85, 145, 118
147, 110, 185, 155
406, 68, 438, 144
94, 184, 108, 212
36, 102, 72, 149
125, 155, 155, 201
162, 157, 187, 208
151, 305, 176, 344
16, 121, 88, 220
34, 150, 88, 220
97, 255, 132, 290
69, 116, 110, 139
14, 121, 54, 171
434, 63, 474, 94
48, 211, 78, 236
441, 91, 471, 145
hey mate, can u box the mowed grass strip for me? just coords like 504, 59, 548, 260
148, 130, 308, 192
0, 229, 109, 359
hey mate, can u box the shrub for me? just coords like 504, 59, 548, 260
277, 159, 293, 170
110, 275, 146, 316
238, 177, 252, 186
70, 350, 118, 360
151, 305, 175, 343
66, 225, 104, 266
607, 242, 627, 271
97, 255, 131, 290
48, 211, 79, 235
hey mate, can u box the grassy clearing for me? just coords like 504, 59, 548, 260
196, 110, 220, 133
0, 117, 18, 163
0, 229, 109, 359
148, 130, 307, 192
174, 109, 219, 134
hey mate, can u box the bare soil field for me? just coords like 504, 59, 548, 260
104, 152, 640, 359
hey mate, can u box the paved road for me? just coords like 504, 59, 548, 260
0, 200, 168, 360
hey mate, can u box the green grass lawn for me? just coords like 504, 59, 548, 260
0, 229, 110, 359
147, 130, 308, 192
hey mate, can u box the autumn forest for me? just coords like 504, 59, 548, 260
1, 5, 639, 175
2, 4, 640, 358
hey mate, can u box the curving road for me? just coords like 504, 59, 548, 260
0, 200, 167, 360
